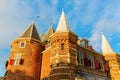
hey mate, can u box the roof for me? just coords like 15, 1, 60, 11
19, 22, 40, 41
56, 9, 71, 32
102, 32, 115, 54
39, 34, 44, 40
42, 25, 55, 42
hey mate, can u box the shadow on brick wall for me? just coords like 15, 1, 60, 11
3, 70, 34, 80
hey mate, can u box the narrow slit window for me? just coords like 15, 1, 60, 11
61, 43, 64, 50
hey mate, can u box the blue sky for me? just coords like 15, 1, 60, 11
1, 0, 120, 76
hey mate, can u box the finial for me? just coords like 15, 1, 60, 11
32, 21, 35, 25
62, 8, 64, 12
50, 19, 53, 25
101, 32, 104, 34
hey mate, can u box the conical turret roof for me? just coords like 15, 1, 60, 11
42, 25, 55, 41
56, 9, 71, 32
19, 22, 40, 41
102, 33, 115, 54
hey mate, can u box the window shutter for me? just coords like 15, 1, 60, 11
104, 65, 109, 71
9, 59, 14, 65
5, 61, 8, 68
18, 59, 24, 64
84, 58, 89, 66
95, 62, 100, 69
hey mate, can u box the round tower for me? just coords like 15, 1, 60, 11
4, 23, 43, 80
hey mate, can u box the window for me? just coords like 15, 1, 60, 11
14, 54, 21, 65
80, 40, 85, 47
61, 43, 64, 50
20, 41, 26, 48
44, 40, 50, 49
42, 78, 46, 80
77, 51, 84, 65
87, 55, 94, 68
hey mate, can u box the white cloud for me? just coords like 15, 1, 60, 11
89, 0, 120, 52
89, 32, 101, 52
0, 0, 38, 48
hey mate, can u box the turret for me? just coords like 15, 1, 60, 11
4, 22, 43, 80
50, 10, 78, 80
102, 33, 120, 80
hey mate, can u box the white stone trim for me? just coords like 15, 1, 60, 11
13, 54, 21, 66
19, 41, 26, 48
50, 73, 70, 77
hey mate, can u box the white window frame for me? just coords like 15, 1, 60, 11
80, 40, 85, 47
88, 55, 94, 68
19, 41, 26, 48
100, 63, 104, 71
77, 51, 84, 65
13, 54, 21, 65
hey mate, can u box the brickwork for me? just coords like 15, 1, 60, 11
50, 32, 78, 65
49, 32, 77, 80
104, 54, 120, 80
4, 38, 43, 80
4, 11, 117, 80
4, 33, 111, 80
40, 47, 51, 80
50, 66, 75, 80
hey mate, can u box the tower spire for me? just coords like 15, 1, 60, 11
42, 25, 55, 42
102, 32, 115, 54
19, 22, 40, 40
56, 9, 71, 32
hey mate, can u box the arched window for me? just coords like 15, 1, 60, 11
61, 43, 64, 50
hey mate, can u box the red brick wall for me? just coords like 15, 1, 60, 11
5, 38, 43, 80
40, 48, 51, 80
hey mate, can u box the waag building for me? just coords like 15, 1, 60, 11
3, 10, 120, 80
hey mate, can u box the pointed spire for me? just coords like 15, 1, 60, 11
19, 22, 40, 41
56, 9, 71, 32
102, 32, 115, 54
42, 25, 55, 41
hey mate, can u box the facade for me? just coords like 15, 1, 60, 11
3, 10, 120, 80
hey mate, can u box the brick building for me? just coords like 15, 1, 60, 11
3, 10, 120, 80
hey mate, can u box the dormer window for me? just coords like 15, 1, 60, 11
20, 41, 26, 48
61, 43, 64, 50
79, 38, 89, 48
80, 40, 85, 46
